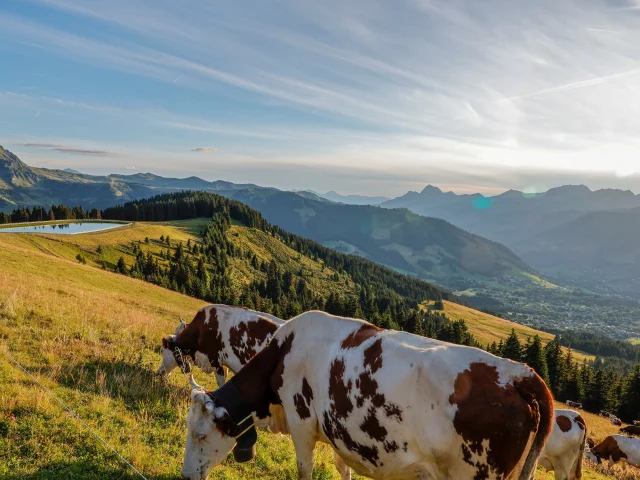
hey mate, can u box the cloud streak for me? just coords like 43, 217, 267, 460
191, 147, 217, 153
18, 143, 120, 156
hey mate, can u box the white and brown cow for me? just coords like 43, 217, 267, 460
588, 434, 640, 469
157, 304, 284, 386
181, 311, 554, 480
539, 409, 587, 480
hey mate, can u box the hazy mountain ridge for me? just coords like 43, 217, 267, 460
0, 146, 533, 284
317, 190, 390, 205
218, 189, 533, 283
0, 146, 270, 211
382, 183, 640, 294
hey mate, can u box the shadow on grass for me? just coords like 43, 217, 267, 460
1, 461, 181, 479
29, 359, 191, 419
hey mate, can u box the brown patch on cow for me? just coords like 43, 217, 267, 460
340, 324, 382, 349
294, 393, 311, 420
322, 411, 380, 466
574, 415, 586, 430
363, 339, 383, 373
323, 336, 404, 468
229, 318, 278, 364
329, 359, 353, 419
449, 362, 552, 479
360, 407, 387, 442
556, 415, 572, 432
302, 378, 313, 404
384, 403, 402, 421
593, 436, 629, 463
294, 378, 314, 420
587, 438, 595, 449
227, 331, 295, 421
269, 333, 295, 400
384, 440, 399, 453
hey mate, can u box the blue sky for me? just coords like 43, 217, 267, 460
2, 0, 640, 196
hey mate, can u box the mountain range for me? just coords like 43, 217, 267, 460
0, 146, 531, 285
378, 184, 640, 295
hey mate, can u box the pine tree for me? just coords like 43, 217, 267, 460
545, 339, 566, 397
116, 257, 127, 274
523, 335, 549, 383
619, 363, 640, 422
502, 329, 522, 361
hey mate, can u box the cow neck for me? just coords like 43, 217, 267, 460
227, 335, 287, 420
176, 319, 200, 352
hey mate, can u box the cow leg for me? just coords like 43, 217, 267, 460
291, 430, 316, 480
333, 451, 351, 480
215, 366, 227, 387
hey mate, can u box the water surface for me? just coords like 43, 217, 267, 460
0, 222, 127, 235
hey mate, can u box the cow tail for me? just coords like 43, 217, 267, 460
515, 372, 554, 480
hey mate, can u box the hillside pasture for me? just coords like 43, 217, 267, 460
0, 223, 634, 479
0, 234, 347, 479
422, 300, 593, 362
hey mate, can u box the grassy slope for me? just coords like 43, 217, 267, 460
0, 232, 345, 479
422, 301, 593, 363
0, 221, 629, 479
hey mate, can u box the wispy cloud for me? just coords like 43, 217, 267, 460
4, 0, 640, 194
191, 147, 217, 153
18, 143, 120, 156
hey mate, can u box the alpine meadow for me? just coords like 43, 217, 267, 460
4, 1, 640, 479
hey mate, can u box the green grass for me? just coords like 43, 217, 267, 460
0, 232, 349, 479
0, 221, 627, 479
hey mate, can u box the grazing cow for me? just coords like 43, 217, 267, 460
633, 421, 640, 427
600, 410, 613, 418
157, 305, 284, 386
610, 417, 623, 427
181, 311, 554, 480
565, 401, 582, 409
621, 425, 640, 436
539, 409, 587, 480
588, 434, 640, 468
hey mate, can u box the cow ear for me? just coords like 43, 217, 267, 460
212, 410, 237, 436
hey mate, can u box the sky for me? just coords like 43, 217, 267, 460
2, 0, 640, 197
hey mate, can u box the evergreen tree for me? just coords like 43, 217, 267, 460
502, 329, 523, 361
116, 257, 127, 274
545, 339, 566, 397
619, 363, 640, 422
523, 335, 549, 383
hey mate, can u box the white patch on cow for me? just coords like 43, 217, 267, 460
607, 435, 640, 467
156, 334, 179, 376
539, 409, 586, 479
194, 351, 214, 374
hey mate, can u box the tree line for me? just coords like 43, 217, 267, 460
0, 204, 102, 224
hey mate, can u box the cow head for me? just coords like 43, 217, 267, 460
182, 376, 257, 480
156, 334, 191, 376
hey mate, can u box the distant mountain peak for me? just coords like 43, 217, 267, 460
420, 184, 443, 195
63, 168, 82, 174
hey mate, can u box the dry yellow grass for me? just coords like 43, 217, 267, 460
423, 300, 593, 362
0, 234, 346, 479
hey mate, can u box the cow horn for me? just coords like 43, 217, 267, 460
189, 374, 204, 391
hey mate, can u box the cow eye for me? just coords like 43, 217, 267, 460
196, 434, 207, 442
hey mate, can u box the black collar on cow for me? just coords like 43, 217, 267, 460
172, 345, 193, 374
208, 382, 257, 463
